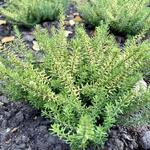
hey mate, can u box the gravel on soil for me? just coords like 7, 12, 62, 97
0, 95, 70, 150
0, 95, 150, 150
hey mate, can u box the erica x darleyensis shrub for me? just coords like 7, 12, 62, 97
0, 24, 150, 149
0, 0, 69, 26
77, 0, 150, 35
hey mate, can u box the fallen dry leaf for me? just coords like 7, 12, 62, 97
32, 41, 40, 51
0, 20, 6, 25
74, 16, 82, 23
1, 36, 15, 43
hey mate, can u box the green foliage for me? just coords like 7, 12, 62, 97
77, 0, 150, 35
0, 24, 150, 149
0, 0, 69, 26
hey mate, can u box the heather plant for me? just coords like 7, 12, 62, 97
0, 0, 69, 26
0, 24, 150, 149
77, 0, 150, 35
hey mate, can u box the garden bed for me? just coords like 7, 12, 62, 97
0, 1, 150, 150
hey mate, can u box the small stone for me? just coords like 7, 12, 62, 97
68, 14, 74, 20
33, 116, 37, 120
0, 95, 9, 104
42, 21, 51, 28
4, 111, 11, 118
15, 135, 29, 145
55, 145, 63, 150
18, 143, 26, 149
122, 134, 132, 141
1, 120, 7, 128
65, 30, 73, 37
140, 131, 150, 150
69, 20, 75, 26
47, 136, 57, 144
38, 126, 47, 133
23, 34, 34, 42
0, 101, 3, 106
22, 135, 30, 143
0, 2, 7, 7
6, 128, 11, 133
13, 111, 24, 126
11, 144, 19, 150
73, 12, 80, 16
32, 41, 40, 51
115, 139, 124, 150
27, 146, 32, 150
65, 26, 73, 32
105, 138, 124, 150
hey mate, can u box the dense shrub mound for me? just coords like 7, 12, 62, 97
0, 24, 150, 149
0, 0, 68, 26
78, 0, 150, 35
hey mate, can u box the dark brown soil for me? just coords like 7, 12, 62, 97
0, 95, 150, 150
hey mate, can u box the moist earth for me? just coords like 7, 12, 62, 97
0, 95, 70, 150
0, 95, 150, 150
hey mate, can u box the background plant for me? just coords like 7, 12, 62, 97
0, 24, 150, 149
0, 0, 69, 26
77, 0, 150, 35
